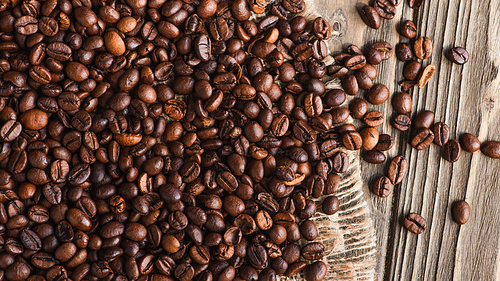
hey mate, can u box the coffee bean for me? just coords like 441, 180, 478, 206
391, 114, 411, 131
448, 47, 469, 65
418, 64, 435, 88
404, 213, 426, 234
344, 54, 366, 70
322, 196, 339, 215
341, 74, 359, 96
365, 84, 389, 105
403, 61, 422, 81
400, 20, 417, 38
305, 261, 327, 281
374, 134, 394, 151
373, 0, 396, 19
363, 111, 384, 127
432, 122, 450, 146
414, 37, 433, 60
452, 200, 470, 225
408, 0, 424, 9
359, 5, 381, 29
388, 155, 407, 184
301, 242, 325, 260
363, 150, 386, 164
396, 43, 413, 62
371, 42, 393, 60
460, 133, 480, 153
413, 110, 434, 129
372, 176, 392, 198
481, 141, 500, 159
443, 139, 461, 163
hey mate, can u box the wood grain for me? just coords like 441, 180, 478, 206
313, 0, 500, 280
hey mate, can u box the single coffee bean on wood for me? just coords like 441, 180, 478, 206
460, 133, 481, 153
359, 5, 381, 29
448, 47, 469, 64
372, 176, 392, 198
411, 128, 435, 150
443, 139, 461, 163
400, 20, 417, 38
414, 37, 433, 60
404, 213, 427, 234
481, 141, 500, 159
452, 200, 470, 225
388, 155, 407, 184
433, 122, 450, 147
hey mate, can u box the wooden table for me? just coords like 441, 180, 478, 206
313, 0, 500, 279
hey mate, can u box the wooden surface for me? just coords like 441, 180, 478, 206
312, 0, 500, 280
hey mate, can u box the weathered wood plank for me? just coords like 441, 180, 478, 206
314, 0, 500, 280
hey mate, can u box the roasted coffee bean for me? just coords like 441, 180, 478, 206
342, 131, 362, 150
373, 0, 396, 19
371, 42, 393, 60
413, 110, 434, 129
452, 200, 470, 225
374, 134, 394, 151
363, 150, 386, 164
408, 0, 424, 9
414, 37, 433, 60
364, 47, 382, 65
321, 196, 339, 215
248, 243, 268, 269
404, 213, 426, 234
341, 74, 358, 96
481, 141, 500, 158
460, 133, 480, 153
418, 64, 435, 88
344, 54, 366, 70
365, 84, 389, 105
400, 20, 417, 38
305, 261, 327, 281
372, 176, 392, 198
301, 242, 324, 260
391, 114, 411, 131
403, 61, 421, 81
448, 47, 469, 65
443, 139, 461, 163
396, 43, 413, 62
432, 122, 450, 146
363, 111, 384, 127
359, 5, 380, 29
388, 155, 407, 184
392, 92, 412, 114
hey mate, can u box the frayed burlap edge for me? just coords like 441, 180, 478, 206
277, 0, 378, 280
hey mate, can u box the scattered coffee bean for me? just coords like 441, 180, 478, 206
460, 133, 481, 153
448, 47, 469, 65
404, 213, 427, 234
452, 200, 470, 225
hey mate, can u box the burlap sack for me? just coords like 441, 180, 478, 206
276, 1, 378, 280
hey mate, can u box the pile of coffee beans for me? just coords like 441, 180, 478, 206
357, 0, 500, 233
0, 0, 380, 280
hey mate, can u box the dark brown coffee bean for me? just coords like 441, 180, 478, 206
305, 261, 327, 281
364, 47, 382, 65
460, 133, 480, 153
432, 122, 450, 146
391, 114, 411, 131
14, 16, 38, 35
448, 47, 469, 65
326, 64, 349, 77
342, 131, 362, 150
404, 213, 426, 234
413, 110, 434, 129
452, 200, 470, 225
363, 111, 384, 127
374, 134, 394, 151
301, 242, 324, 260
414, 37, 432, 60
373, 0, 396, 19
344, 54, 366, 70
0, 120, 22, 142
408, 0, 424, 9
359, 5, 380, 29
363, 150, 386, 164
396, 43, 413, 62
248, 243, 268, 269
332, 151, 348, 173
388, 155, 407, 185
341, 74, 358, 96
285, 261, 306, 277
403, 61, 422, 81
371, 42, 393, 60
481, 141, 500, 158
321, 196, 339, 215
20, 229, 42, 250
282, 0, 305, 13
365, 84, 389, 105
372, 176, 392, 198
443, 139, 461, 163
400, 20, 417, 39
